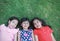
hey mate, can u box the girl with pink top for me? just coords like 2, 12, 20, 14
0, 16, 20, 41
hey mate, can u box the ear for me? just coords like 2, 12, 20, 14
8, 20, 11, 24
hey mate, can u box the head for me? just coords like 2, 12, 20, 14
7, 16, 19, 29
20, 17, 30, 30
31, 17, 47, 29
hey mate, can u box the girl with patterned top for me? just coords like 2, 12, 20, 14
19, 17, 34, 41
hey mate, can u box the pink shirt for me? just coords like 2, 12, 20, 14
0, 24, 19, 41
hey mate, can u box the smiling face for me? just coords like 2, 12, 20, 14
21, 21, 30, 29
33, 19, 42, 28
8, 19, 18, 29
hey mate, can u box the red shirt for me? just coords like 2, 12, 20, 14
34, 26, 53, 41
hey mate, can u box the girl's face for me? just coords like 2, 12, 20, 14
21, 21, 30, 29
8, 19, 18, 29
33, 19, 42, 28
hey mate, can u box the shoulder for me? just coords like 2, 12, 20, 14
10, 28, 19, 34
34, 29, 38, 31
20, 29, 23, 31
12, 28, 19, 31
33, 29, 38, 33
44, 26, 53, 33
44, 26, 51, 30
19, 30, 24, 33
28, 29, 33, 32
33, 29, 38, 35
0, 24, 6, 27
0, 24, 7, 29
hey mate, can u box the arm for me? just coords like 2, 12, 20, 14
14, 28, 20, 41
51, 33, 56, 41
32, 30, 35, 41
33, 30, 38, 41
34, 35, 38, 41
17, 31, 20, 41
14, 32, 18, 41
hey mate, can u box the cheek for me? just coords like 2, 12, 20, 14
9, 23, 13, 26
22, 24, 29, 29
38, 23, 42, 26
35, 25, 37, 28
11, 23, 17, 27
21, 24, 25, 27
34, 23, 39, 28
13, 25, 16, 27
27, 23, 30, 26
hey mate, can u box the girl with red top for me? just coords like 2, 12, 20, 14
31, 17, 56, 41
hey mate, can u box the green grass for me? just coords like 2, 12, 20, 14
0, 0, 60, 41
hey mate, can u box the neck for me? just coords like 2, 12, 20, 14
23, 28, 28, 31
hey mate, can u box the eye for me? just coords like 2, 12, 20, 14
37, 20, 39, 23
12, 21, 17, 25
12, 21, 15, 23
26, 22, 29, 24
25, 22, 28, 24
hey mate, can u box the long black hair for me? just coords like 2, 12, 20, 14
20, 17, 31, 29
6, 16, 20, 29
31, 17, 52, 30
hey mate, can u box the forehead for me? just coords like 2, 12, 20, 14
33, 19, 40, 22
23, 21, 29, 23
10, 19, 18, 22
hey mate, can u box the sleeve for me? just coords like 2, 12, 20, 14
0, 24, 5, 31
33, 29, 38, 35
46, 26, 53, 33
